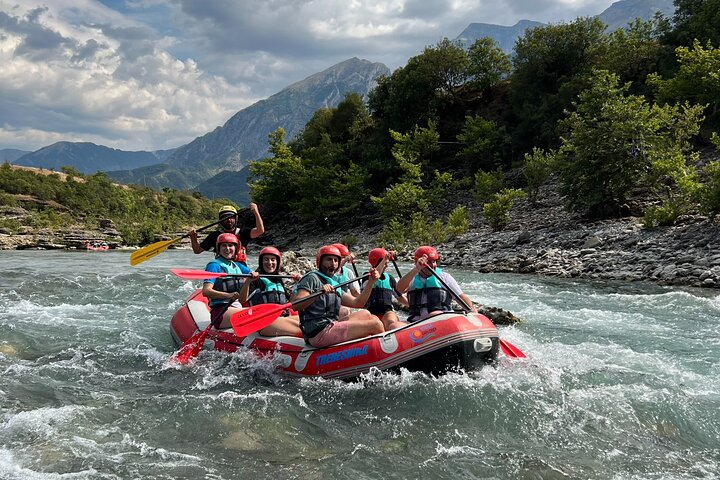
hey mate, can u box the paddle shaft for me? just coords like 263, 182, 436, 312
170, 269, 295, 280
185, 207, 250, 239
391, 258, 403, 278
425, 266, 473, 312
292, 273, 370, 308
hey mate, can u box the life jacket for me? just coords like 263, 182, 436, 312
299, 271, 342, 340
207, 258, 248, 308
247, 276, 289, 306
363, 272, 395, 314
407, 268, 452, 320
335, 266, 355, 292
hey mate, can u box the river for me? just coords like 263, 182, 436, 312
1, 250, 718, 479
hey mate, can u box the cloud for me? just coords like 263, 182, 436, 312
0, 1, 254, 151
0, 0, 619, 151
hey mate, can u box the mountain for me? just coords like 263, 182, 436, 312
0, 149, 30, 162
454, 0, 674, 53
108, 57, 389, 197
164, 57, 389, 172
455, 20, 543, 53
14, 142, 171, 174
598, 0, 674, 32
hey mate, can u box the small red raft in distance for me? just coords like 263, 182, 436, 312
170, 289, 500, 379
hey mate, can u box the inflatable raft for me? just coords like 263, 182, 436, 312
170, 289, 500, 379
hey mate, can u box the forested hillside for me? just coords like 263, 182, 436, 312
0, 164, 230, 246
249, 0, 720, 250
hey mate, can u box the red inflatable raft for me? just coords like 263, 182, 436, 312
170, 289, 500, 379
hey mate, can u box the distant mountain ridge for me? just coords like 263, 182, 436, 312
455, 0, 674, 53
0, 149, 30, 163
108, 57, 389, 196
14, 142, 171, 174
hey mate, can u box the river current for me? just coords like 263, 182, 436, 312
0, 250, 718, 479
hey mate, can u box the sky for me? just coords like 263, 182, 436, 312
0, 0, 621, 153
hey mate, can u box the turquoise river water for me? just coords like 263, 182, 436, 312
0, 250, 718, 479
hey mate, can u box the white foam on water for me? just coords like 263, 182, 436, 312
1, 405, 91, 441
0, 449, 100, 480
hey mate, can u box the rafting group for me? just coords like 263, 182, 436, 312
131, 204, 524, 375
189, 204, 479, 346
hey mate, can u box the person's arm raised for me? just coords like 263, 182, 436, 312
249, 203, 265, 239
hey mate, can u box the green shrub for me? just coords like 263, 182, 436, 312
0, 192, 17, 206
523, 147, 555, 203
700, 161, 720, 218
446, 205, 468, 237
371, 182, 428, 221
376, 219, 408, 251
483, 188, 527, 231
473, 168, 504, 203
643, 202, 683, 228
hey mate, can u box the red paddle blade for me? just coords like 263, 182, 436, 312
499, 338, 526, 358
171, 269, 226, 280
171, 326, 211, 364
230, 303, 291, 337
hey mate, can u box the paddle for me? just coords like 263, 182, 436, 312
391, 257, 403, 278
130, 209, 248, 266
423, 265, 526, 359
170, 269, 295, 281
229, 274, 370, 337
170, 298, 235, 365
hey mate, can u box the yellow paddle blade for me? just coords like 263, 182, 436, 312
129, 237, 182, 266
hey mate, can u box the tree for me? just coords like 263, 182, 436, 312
648, 40, 720, 125
600, 18, 665, 96
557, 69, 704, 218
249, 128, 306, 212
664, 0, 720, 49
456, 114, 503, 170
509, 17, 608, 150
466, 37, 512, 91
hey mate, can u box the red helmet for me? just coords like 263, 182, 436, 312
414, 246, 439, 262
316, 245, 342, 268
368, 248, 388, 267
331, 243, 350, 257
259, 246, 282, 272
216, 233, 239, 252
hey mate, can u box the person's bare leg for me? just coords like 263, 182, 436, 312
216, 306, 243, 329
381, 311, 406, 331
259, 316, 301, 337
344, 310, 383, 340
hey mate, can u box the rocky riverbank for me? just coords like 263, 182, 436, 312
2, 183, 719, 289
260, 183, 720, 290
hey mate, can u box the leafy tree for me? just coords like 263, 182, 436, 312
558, 69, 705, 217
368, 39, 469, 133
509, 17, 608, 149
600, 18, 664, 96
249, 128, 306, 212
456, 114, 503, 170
466, 37, 512, 91
664, 0, 720, 49
648, 40, 720, 125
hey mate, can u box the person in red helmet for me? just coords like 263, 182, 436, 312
291, 245, 384, 347
396, 246, 478, 322
331, 243, 360, 296
237, 247, 302, 337
360, 248, 409, 331
201, 233, 252, 329
189, 203, 265, 266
